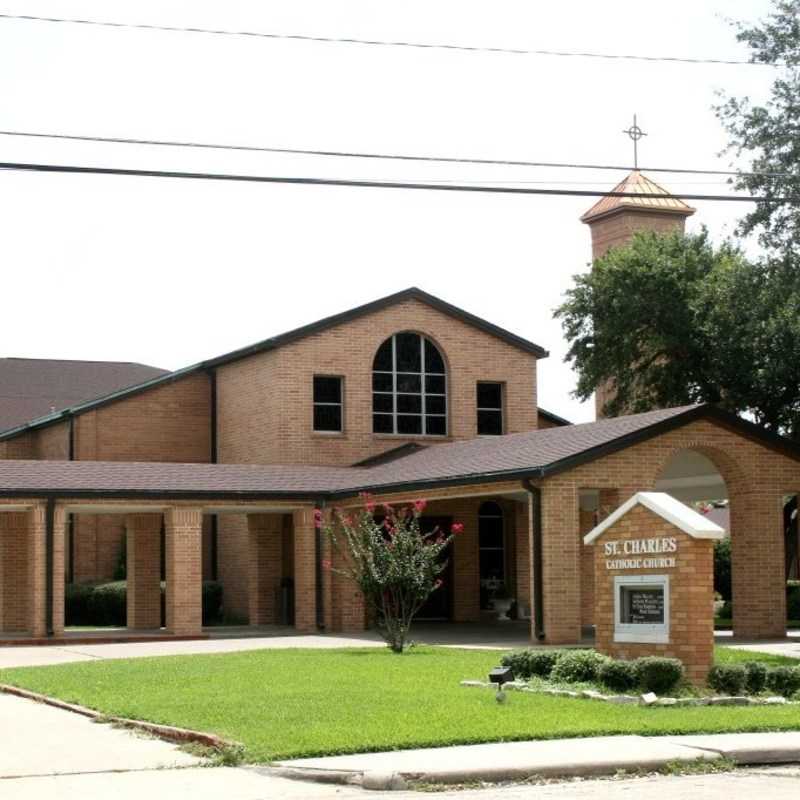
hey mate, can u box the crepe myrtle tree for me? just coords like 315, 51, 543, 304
315, 494, 463, 653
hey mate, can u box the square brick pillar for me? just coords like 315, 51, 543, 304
165, 508, 203, 636
540, 481, 582, 644
51, 507, 68, 637
0, 512, 29, 632
27, 505, 48, 638
515, 500, 531, 617
293, 508, 317, 632
731, 491, 787, 639
126, 513, 163, 630
247, 514, 283, 625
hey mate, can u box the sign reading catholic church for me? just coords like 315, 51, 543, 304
584, 491, 725, 685
603, 536, 678, 570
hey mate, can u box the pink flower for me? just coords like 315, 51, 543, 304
313, 509, 323, 529
450, 522, 464, 535
360, 492, 377, 513
321, 559, 332, 569
382, 503, 394, 516
413, 499, 427, 514
434, 578, 443, 589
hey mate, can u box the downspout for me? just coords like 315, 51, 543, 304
207, 368, 219, 581
315, 499, 326, 631
45, 497, 55, 637
522, 479, 545, 641
67, 416, 75, 584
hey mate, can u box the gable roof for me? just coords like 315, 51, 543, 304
0, 287, 548, 442
0, 358, 168, 432
581, 170, 696, 224
538, 407, 571, 427
583, 491, 725, 545
1, 404, 797, 501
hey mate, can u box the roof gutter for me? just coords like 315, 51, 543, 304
522, 479, 545, 641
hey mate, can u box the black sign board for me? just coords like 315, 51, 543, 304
621, 587, 665, 625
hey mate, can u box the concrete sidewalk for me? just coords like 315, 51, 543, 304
274, 732, 800, 789
0, 693, 201, 779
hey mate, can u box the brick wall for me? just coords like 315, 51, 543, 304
593, 503, 715, 685
217, 297, 539, 467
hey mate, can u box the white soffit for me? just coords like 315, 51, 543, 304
583, 491, 725, 545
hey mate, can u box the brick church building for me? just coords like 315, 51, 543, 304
0, 172, 798, 644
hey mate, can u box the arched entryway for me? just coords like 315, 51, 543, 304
655, 445, 790, 639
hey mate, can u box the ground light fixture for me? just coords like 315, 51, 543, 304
489, 666, 514, 703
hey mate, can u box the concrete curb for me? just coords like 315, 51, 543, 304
0, 684, 232, 751
271, 733, 800, 790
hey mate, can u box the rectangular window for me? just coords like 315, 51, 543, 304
477, 382, 503, 435
313, 376, 343, 432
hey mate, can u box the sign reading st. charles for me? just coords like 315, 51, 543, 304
603, 536, 677, 570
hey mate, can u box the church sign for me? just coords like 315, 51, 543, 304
584, 491, 725, 685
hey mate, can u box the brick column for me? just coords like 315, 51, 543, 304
293, 508, 317, 632
731, 491, 787, 639
247, 514, 283, 625
452, 500, 480, 623
515, 500, 531, 617
165, 508, 203, 635
126, 513, 163, 630
540, 480, 581, 644
51, 507, 68, 637
0, 513, 29, 632
27, 505, 47, 637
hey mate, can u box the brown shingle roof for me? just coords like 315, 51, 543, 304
581, 170, 696, 223
0, 358, 168, 433
3, 404, 793, 500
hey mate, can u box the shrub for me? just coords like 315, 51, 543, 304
714, 538, 731, 601
744, 661, 768, 695
635, 656, 684, 694
707, 664, 747, 695
598, 658, 638, 692
766, 666, 800, 698
787, 582, 800, 620
500, 649, 560, 680
550, 650, 609, 684
202, 581, 224, 624
65, 580, 224, 628
87, 580, 128, 626
717, 601, 733, 620
65, 582, 96, 626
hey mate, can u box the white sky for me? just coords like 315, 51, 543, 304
0, 0, 775, 423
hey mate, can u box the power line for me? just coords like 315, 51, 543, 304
0, 160, 783, 202
0, 129, 793, 180
0, 12, 778, 67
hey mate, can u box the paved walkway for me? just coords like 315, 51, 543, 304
0, 693, 200, 779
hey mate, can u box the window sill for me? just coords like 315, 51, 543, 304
311, 431, 347, 438
373, 434, 453, 442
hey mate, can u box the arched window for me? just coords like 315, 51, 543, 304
372, 332, 447, 436
479, 501, 505, 599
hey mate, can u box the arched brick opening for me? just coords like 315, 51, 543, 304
654, 443, 787, 640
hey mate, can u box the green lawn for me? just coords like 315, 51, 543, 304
1, 645, 798, 763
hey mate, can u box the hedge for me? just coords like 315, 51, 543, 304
66, 580, 223, 627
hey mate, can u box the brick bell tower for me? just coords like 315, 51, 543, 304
580, 170, 695, 418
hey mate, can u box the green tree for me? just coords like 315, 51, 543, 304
555, 229, 800, 438
716, 0, 800, 253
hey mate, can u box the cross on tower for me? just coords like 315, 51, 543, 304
622, 114, 647, 169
